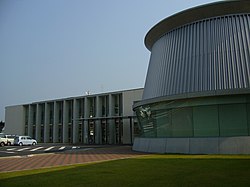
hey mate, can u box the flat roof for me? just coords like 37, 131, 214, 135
145, 1, 250, 51
10, 87, 143, 106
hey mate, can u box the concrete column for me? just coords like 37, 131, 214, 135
35, 104, 41, 142
131, 117, 135, 143
80, 99, 84, 143
123, 118, 132, 144
83, 97, 89, 144
109, 94, 115, 144
27, 105, 33, 136
95, 96, 101, 144
53, 101, 59, 143
44, 102, 50, 143
63, 100, 69, 143
73, 99, 79, 144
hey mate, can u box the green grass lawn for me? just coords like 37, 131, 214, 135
1, 154, 250, 187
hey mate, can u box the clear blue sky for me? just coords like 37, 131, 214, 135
0, 0, 219, 121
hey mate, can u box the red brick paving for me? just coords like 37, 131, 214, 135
0, 146, 147, 172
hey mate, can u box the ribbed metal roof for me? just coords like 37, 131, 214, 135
145, 1, 250, 51
143, 13, 250, 100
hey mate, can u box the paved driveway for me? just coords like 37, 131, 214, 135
0, 146, 147, 172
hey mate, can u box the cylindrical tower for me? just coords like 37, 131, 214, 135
133, 1, 250, 154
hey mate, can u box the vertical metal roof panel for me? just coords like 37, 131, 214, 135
143, 14, 250, 100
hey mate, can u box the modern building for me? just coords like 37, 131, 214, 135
133, 1, 250, 154
5, 88, 143, 144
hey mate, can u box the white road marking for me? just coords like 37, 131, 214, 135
59, 146, 65, 150
7, 148, 17, 151
17, 147, 30, 152
6, 151, 15, 154
0, 151, 15, 154
30, 147, 44, 152
72, 146, 80, 149
44, 146, 55, 151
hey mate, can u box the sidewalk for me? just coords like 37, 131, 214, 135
0, 146, 148, 172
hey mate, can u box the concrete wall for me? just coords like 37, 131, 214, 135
4, 105, 25, 135
122, 89, 143, 144
122, 89, 143, 116
133, 137, 250, 154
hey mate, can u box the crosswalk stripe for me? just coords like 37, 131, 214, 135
44, 146, 55, 151
6, 151, 15, 154
17, 148, 30, 152
7, 148, 17, 151
59, 146, 65, 150
4, 146, 75, 153
30, 147, 44, 152
0, 150, 15, 154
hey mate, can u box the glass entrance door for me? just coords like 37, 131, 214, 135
101, 119, 108, 144
115, 118, 123, 144
88, 120, 95, 144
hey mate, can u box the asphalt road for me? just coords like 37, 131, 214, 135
0, 144, 95, 157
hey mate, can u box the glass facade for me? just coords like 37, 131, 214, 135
135, 94, 250, 138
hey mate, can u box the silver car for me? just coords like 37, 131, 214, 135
14, 136, 37, 146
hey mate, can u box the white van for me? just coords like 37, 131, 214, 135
0, 133, 8, 146
14, 136, 37, 146
6, 135, 17, 145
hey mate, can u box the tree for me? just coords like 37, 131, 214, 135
0, 121, 5, 133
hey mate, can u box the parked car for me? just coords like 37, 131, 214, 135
14, 136, 37, 146
5, 134, 17, 145
0, 133, 8, 146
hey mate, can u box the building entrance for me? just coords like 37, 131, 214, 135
88, 119, 95, 144
101, 119, 108, 144
78, 116, 136, 145
115, 118, 122, 144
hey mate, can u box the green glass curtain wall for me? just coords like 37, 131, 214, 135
136, 94, 250, 138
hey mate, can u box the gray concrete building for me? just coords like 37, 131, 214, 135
133, 1, 250, 154
5, 88, 143, 144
